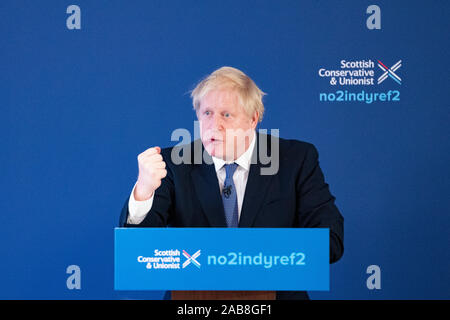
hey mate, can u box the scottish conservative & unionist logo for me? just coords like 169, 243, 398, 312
318, 59, 402, 104
136, 249, 307, 271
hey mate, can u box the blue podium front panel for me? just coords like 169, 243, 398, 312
114, 228, 329, 291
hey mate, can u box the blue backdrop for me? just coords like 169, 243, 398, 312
1, 0, 449, 299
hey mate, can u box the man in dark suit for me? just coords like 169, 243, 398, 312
119, 66, 344, 300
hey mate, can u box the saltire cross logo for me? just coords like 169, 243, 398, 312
182, 250, 201, 268
377, 60, 402, 85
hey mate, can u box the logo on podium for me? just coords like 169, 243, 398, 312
182, 250, 201, 268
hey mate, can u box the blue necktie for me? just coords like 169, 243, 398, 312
221, 163, 239, 227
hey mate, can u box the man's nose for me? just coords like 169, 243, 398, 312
212, 114, 224, 131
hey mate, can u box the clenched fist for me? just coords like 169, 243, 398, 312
134, 146, 167, 201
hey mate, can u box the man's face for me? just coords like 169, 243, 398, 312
197, 89, 258, 161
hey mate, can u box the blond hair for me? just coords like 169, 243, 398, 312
190, 66, 266, 122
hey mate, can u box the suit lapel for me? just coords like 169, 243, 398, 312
190, 148, 227, 227
239, 132, 275, 227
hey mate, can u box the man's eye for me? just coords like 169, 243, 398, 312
224, 113, 230, 118
204, 111, 210, 116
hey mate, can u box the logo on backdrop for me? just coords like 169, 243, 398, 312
318, 59, 402, 104
377, 60, 402, 85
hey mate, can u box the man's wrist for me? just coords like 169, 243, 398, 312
133, 183, 154, 201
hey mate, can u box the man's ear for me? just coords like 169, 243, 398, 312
251, 111, 259, 129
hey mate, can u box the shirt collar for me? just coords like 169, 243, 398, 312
211, 130, 256, 173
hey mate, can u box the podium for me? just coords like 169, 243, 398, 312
114, 228, 329, 299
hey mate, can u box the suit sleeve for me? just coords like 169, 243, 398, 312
119, 149, 175, 227
296, 143, 344, 263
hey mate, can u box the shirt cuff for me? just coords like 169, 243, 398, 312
127, 182, 154, 224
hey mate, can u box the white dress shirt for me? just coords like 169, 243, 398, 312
127, 131, 256, 225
